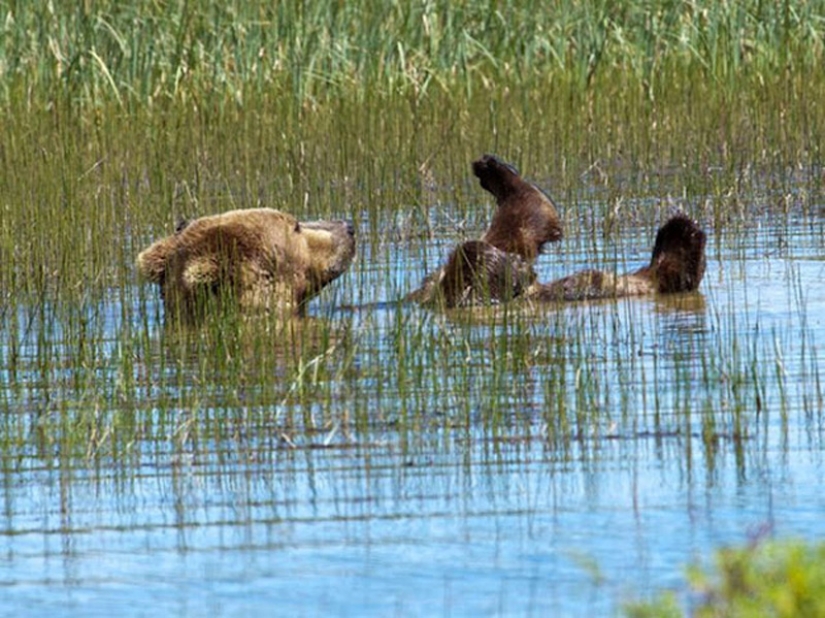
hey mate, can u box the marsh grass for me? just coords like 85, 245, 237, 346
626, 539, 825, 618
1, 107, 820, 468
1, 2, 825, 613
3, 1, 824, 106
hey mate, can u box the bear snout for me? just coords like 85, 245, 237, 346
301, 219, 354, 236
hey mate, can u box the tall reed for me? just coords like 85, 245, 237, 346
2, 1, 823, 109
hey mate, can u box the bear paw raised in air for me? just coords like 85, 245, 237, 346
410, 155, 563, 308
527, 214, 707, 302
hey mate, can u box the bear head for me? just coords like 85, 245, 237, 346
438, 240, 537, 308
136, 208, 356, 322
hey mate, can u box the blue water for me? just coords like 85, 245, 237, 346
1, 213, 824, 617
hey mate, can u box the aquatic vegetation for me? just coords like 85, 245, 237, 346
2, 1, 824, 106
0, 1, 824, 615
1, 2, 823, 311
625, 539, 825, 618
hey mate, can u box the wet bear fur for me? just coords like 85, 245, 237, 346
527, 214, 707, 302
410, 154, 563, 308
137, 208, 356, 322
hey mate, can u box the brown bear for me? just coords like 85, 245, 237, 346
409, 155, 563, 307
526, 214, 707, 302
136, 208, 356, 322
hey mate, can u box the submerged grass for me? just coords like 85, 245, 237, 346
0, 0, 821, 462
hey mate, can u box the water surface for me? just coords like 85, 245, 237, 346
1, 203, 824, 616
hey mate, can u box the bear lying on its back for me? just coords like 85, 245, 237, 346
409, 155, 563, 308
434, 240, 538, 308
433, 213, 707, 304
137, 208, 356, 322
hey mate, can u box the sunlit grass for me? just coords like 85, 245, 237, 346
2, 1, 824, 107
0, 5, 823, 613
626, 538, 825, 618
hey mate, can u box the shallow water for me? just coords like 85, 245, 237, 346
1, 204, 825, 616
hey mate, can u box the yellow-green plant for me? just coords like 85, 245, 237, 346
626, 539, 825, 618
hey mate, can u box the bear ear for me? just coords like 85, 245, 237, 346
294, 221, 301, 233
175, 218, 190, 234
136, 238, 173, 283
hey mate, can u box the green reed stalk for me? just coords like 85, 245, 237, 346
0, 0, 822, 466
2, 1, 823, 110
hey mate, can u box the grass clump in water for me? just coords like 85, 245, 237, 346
625, 538, 825, 618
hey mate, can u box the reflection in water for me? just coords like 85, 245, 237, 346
0, 221, 824, 616
653, 290, 707, 314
